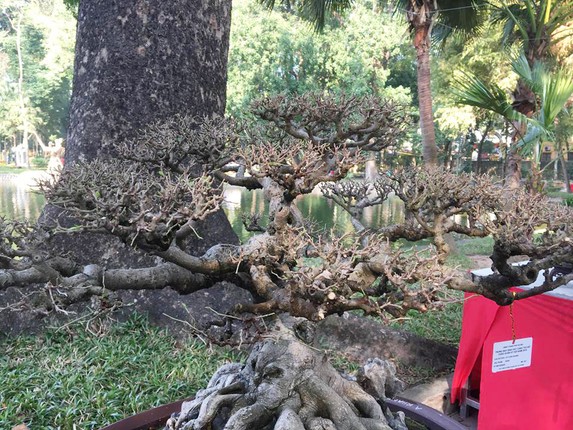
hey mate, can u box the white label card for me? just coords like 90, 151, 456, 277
492, 337, 533, 373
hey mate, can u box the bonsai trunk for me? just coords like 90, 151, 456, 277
165, 336, 407, 430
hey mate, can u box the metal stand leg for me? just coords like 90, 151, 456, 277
460, 378, 480, 419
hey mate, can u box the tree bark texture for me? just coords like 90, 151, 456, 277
66, 0, 232, 163
413, 18, 437, 166
559, 152, 571, 193
58, 0, 238, 256
165, 338, 408, 430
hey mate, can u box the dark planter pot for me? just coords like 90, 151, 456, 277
386, 398, 468, 430
98, 398, 191, 430
99, 397, 466, 430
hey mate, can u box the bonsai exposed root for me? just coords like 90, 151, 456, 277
165, 339, 407, 430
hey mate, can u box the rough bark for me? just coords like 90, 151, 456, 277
411, 5, 438, 167
164, 337, 407, 430
58, 0, 238, 258
67, 0, 232, 162
504, 147, 522, 191
558, 151, 571, 193
475, 120, 493, 174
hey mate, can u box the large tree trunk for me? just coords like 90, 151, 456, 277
412, 16, 437, 167
52, 0, 238, 258
66, 0, 232, 162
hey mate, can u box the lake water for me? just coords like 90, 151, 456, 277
0, 172, 47, 221
0, 173, 405, 242
224, 186, 405, 241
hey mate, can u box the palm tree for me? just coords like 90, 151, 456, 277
398, 0, 487, 166
492, 0, 573, 112
489, 0, 573, 186
455, 53, 573, 190
260, 0, 488, 166
554, 109, 573, 193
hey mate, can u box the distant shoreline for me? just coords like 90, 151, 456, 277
0, 170, 49, 186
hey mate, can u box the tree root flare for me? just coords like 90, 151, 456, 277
165, 339, 406, 430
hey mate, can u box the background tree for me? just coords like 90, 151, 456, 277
227, 0, 414, 117
432, 20, 515, 172
489, 0, 573, 187
0, 0, 74, 153
65, 0, 232, 163
455, 53, 573, 191
42, 0, 239, 260
554, 109, 573, 192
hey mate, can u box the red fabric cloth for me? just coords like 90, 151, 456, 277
452, 291, 573, 429
451, 293, 500, 402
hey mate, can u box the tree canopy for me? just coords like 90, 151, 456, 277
227, 0, 414, 117
0, 0, 74, 150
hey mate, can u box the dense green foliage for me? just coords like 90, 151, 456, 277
227, 0, 414, 117
0, 0, 75, 151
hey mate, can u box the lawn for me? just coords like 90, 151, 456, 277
1, 309, 466, 429
0, 165, 43, 175
0, 315, 241, 430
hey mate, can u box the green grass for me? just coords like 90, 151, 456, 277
390, 298, 464, 346
0, 165, 43, 175
455, 235, 493, 256
381, 237, 490, 272
0, 315, 241, 430
0, 307, 465, 430
0, 165, 25, 174
547, 191, 573, 199
445, 252, 474, 270
384, 236, 490, 346
393, 236, 492, 345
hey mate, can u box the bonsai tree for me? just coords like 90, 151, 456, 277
1, 93, 572, 429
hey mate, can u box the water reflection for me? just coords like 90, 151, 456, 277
223, 186, 404, 243
0, 178, 405, 241
0, 173, 46, 221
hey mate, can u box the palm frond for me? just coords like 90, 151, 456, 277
490, 2, 530, 48
432, 0, 488, 45
515, 124, 546, 156
512, 54, 573, 129
259, 0, 277, 9
538, 69, 573, 128
300, 0, 353, 32
452, 73, 523, 122
257, 0, 353, 32
512, 53, 536, 88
